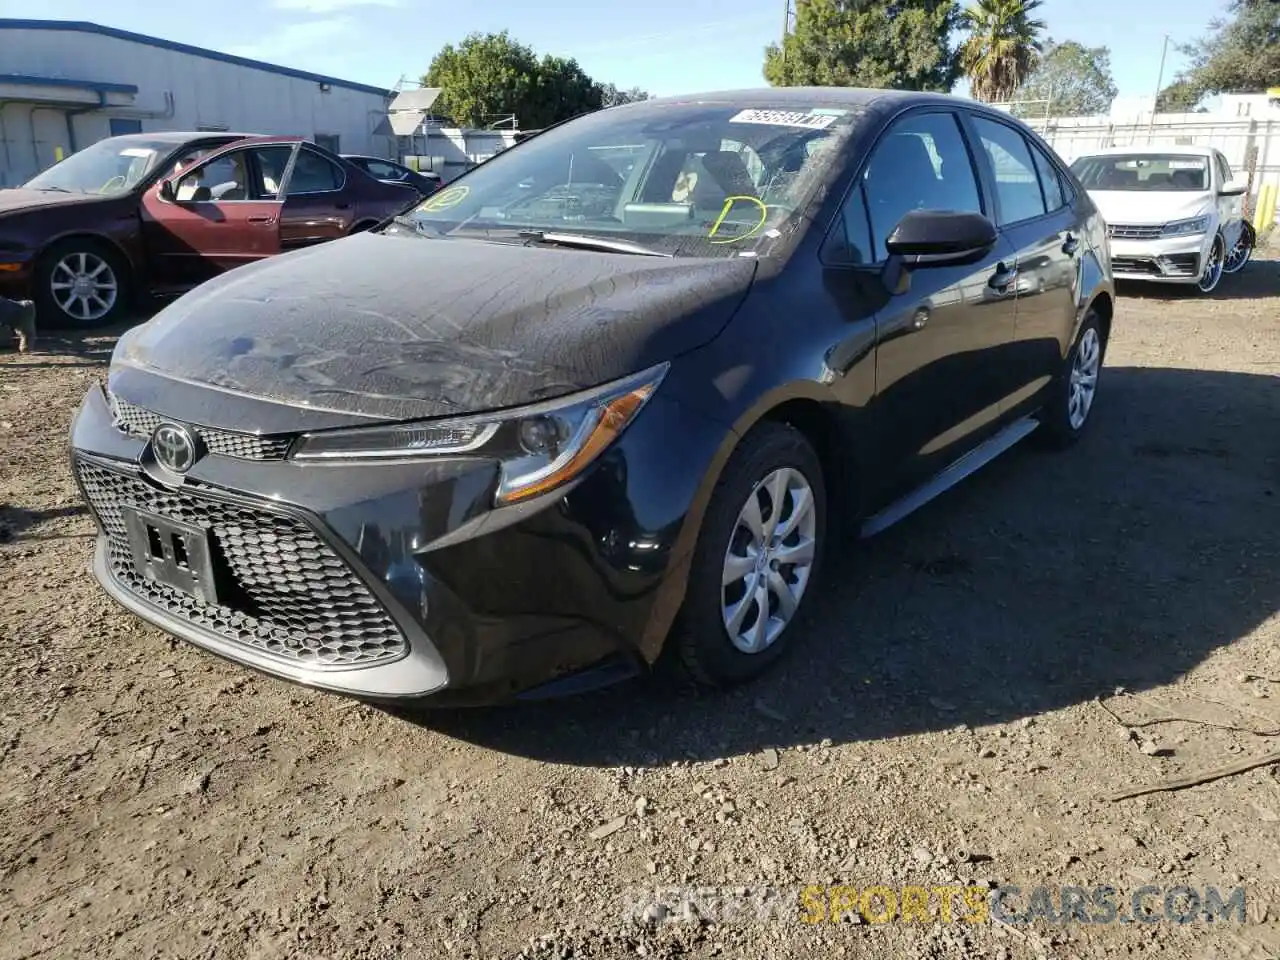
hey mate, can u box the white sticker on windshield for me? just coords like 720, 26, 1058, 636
1168, 160, 1206, 169
729, 109, 837, 130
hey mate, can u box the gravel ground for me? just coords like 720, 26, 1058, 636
1, 250, 1278, 960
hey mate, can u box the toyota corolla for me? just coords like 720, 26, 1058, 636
70, 88, 1114, 705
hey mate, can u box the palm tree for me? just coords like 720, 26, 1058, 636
960, 0, 1047, 104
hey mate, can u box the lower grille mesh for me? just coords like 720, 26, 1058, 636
75, 458, 407, 668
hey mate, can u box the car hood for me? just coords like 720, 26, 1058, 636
1087, 190, 1214, 226
114, 231, 758, 422
0, 188, 99, 214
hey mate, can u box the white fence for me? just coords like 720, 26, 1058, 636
1022, 112, 1280, 219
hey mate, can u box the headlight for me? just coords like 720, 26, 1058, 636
1161, 216, 1210, 237
291, 362, 669, 505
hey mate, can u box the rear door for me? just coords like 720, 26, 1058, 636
964, 114, 1081, 414
277, 145, 355, 249
141, 142, 297, 290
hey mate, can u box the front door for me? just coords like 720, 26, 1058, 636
965, 115, 1082, 413
855, 110, 1020, 496
141, 143, 297, 291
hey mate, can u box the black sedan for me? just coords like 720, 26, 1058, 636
70, 88, 1114, 705
342, 154, 442, 197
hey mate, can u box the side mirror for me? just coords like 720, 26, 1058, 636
1220, 177, 1247, 197
885, 210, 998, 261
158, 179, 177, 202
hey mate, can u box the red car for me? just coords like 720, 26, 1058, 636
0, 132, 420, 327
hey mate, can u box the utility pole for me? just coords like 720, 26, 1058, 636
781, 0, 793, 63
1147, 34, 1171, 143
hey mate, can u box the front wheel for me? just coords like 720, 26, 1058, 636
34, 240, 130, 329
1223, 221, 1255, 274
672, 422, 827, 689
1196, 234, 1226, 294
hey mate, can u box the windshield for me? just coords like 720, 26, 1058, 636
23, 138, 177, 196
400, 102, 861, 258
1069, 154, 1210, 192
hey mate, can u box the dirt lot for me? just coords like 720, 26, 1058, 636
1, 251, 1278, 960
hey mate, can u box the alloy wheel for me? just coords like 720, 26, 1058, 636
720, 466, 817, 655
1223, 229, 1253, 274
50, 251, 119, 323
1068, 327, 1101, 431
1196, 236, 1225, 294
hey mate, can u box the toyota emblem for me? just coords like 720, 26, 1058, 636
151, 423, 199, 474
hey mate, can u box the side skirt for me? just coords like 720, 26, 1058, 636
859, 415, 1040, 539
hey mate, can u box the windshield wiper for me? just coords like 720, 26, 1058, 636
386, 214, 437, 237
516, 230, 671, 258
34, 185, 72, 193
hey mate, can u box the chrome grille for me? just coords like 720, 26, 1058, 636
1108, 223, 1164, 240
75, 457, 408, 668
109, 395, 293, 461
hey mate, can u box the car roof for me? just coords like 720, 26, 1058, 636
1074, 144, 1216, 158
634, 87, 953, 110
106, 131, 260, 146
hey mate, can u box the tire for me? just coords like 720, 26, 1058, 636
1223, 221, 1255, 274
1196, 233, 1225, 294
1037, 310, 1105, 449
34, 239, 131, 329
671, 421, 827, 688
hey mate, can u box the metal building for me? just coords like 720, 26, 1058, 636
0, 19, 394, 187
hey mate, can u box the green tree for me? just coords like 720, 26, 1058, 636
1013, 39, 1117, 116
960, 0, 1046, 103
1156, 77, 1205, 113
1181, 0, 1280, 95
763, 0, 960, 92
423, 31, 603, 129
600, 84, 652, 108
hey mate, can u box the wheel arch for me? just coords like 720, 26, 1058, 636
639, 383, 860, 660
36, 231, 138, 282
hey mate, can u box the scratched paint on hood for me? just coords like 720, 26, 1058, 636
116, 231, 758, 421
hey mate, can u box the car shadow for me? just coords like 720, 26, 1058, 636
0, 503, 91, 542
1116, 253, 1280, 302
4, 315, 148, 365
388, 365, 1280, 766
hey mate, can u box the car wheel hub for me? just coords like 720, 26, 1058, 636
51, 252, 118, 322
1067, 327, 1101, 430
720, 466, 817, 655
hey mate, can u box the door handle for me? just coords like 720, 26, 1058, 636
247, 216, 276, 226
335, 201, 351, 210
1062, 233, 1080, 255
988, 263, 1018, 289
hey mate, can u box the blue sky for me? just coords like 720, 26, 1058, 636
25, 0, 1229, 100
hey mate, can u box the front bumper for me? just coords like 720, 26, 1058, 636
1108, 233, 1207, 283
70, 375, 728, 703
0, 261, 34, 301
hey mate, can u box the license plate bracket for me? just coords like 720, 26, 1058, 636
122, 507, 221, 605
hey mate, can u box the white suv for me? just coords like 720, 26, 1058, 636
1069, 146, 1253, 293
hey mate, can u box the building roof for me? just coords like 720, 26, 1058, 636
0, 19, 392, 98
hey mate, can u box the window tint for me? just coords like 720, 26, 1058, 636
823, 182, 873, 265
365, 159, 404, 180
971, 116, 1047, 225
288, 149, 344, 192
1029, 142, 1066, 212
862, 112, 982, 261
251, 146, 294, 199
